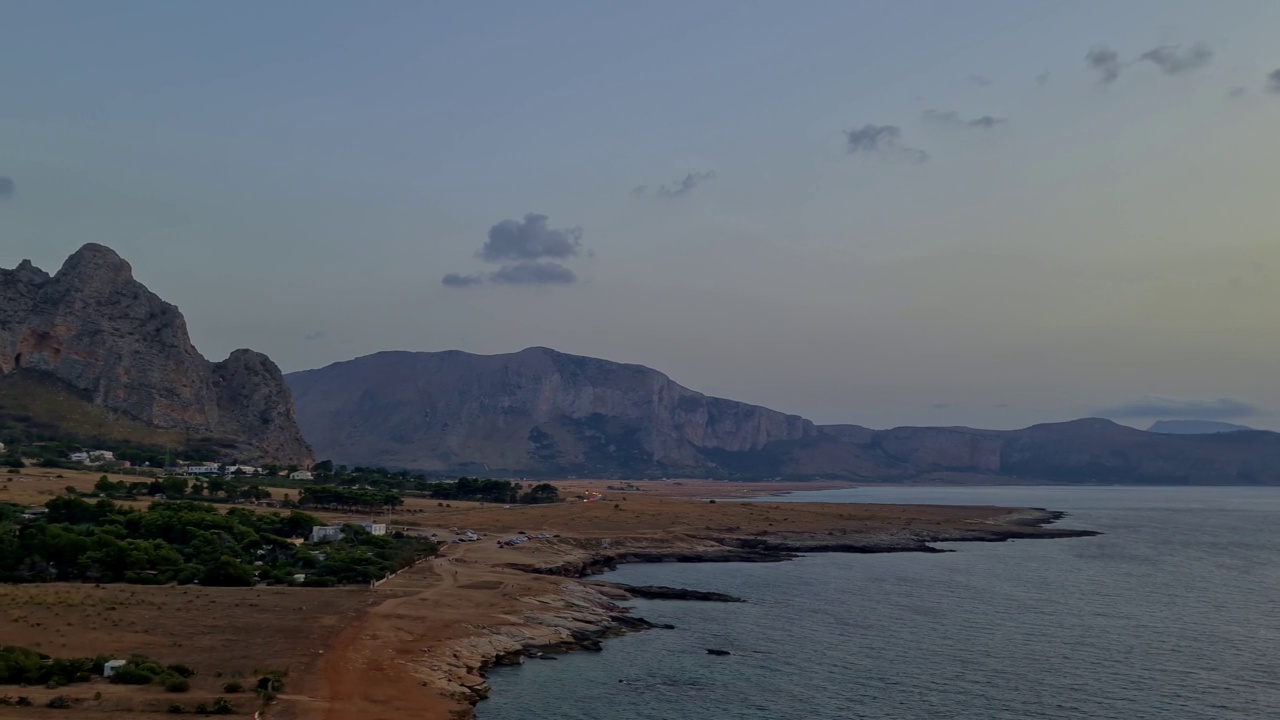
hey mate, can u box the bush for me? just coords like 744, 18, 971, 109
167, 703, 185, 714
221, 681, 243, 693
163, 676, 190, 693
211, 696, 235, 715
47, 695, 71, 709
194, 703, 208, 714
108, 666, 155, 685
166, 664, 196, 679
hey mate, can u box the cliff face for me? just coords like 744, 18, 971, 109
286, 348, 814, 476
0, 244, 311, 465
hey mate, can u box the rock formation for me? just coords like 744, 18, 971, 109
286, 347, 813, 476
0, 244, 311, 465
289, 348, 1280, 484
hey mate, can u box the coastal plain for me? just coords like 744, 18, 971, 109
0, 471, 1094, 719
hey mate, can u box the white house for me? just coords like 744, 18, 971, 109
88, 450, 115, 462
290, 470, 314, 481
223, 465, 262, 476
185, 465, 221, 476
102, 660, 128, 678
309, 525, 343, 543
69, 452, 90, 463
361, 522, 387, 536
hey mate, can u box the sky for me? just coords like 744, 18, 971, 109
2, 0, 1280, 431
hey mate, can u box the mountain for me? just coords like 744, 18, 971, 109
286, 347, 814, 476
288, 349, 1280, 484
0, 244, 311, 465
1147, 420, 1256, 435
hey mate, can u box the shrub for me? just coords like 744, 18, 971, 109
211, 696, 235, 714
194, 703, 208, 714
47, 695, 71, 709
167, 703, 186, 714
222, 681, 243, 694
108, 665, 155, 685
163, 676, 190, 693
166, 664, 196, 679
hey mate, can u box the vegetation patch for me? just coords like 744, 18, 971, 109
0, 498, 436, 586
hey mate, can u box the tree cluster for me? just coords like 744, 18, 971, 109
0, 498, 435, 586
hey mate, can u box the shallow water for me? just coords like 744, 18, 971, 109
479, 486, 1280, 720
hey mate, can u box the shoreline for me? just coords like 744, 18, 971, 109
387, 507, 1098, 720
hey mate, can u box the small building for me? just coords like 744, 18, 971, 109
185, 465, 221, 476
102, 660, 128, 678
361, 522, 387, 536
88, 450, 115, 462
21, 506, 47, 520
290, 470, 314, 481
224, 465, 262, 476
68, 452, 90, 463
309, 525, 343, 543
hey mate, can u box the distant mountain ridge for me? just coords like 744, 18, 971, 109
0, 244, 311, 465
1147, 420, 1256, 435
287, 349, 1280, 484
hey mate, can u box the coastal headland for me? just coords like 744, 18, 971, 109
0, 472, 1096, 720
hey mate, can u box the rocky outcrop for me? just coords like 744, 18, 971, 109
0, 244, 311, 465
286, 347, 814, 476
589, 582, 744, 602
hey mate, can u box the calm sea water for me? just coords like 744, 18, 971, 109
479, 486, 1280, 720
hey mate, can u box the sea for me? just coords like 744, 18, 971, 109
477, 486, 1280, 720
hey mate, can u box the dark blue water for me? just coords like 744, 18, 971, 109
478, 486, 1280, 720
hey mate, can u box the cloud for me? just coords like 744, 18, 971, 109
843, 124, 928, 163
0, 177, 14, 200
1268, 69, 1280, 94
636, 171, 717, 199
488, 261, 576, 285
1227, 86, 1247, 98
922, 110, 1007, 129
441, 272, 484, 288
1095, 395, 1263, 420
1139, 43, 1212, 75
478, 213, 583, 262
969, 74, 992, 87
304, 331, 327, 341
1036, 71, 1050, 86
1086, 45, 1122, 83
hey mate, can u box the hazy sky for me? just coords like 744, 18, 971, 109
3, 1, 1280, 430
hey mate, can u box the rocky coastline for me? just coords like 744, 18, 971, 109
439, 508, 1098, 718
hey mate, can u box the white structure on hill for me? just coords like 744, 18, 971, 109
309, 525, 343, 543
361, 521, 387, 536
102, 660, 128, 678
290, 470, 313, 481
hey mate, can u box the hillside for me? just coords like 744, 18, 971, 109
288, 349, 1280, 484
0, 244, 311, 464
286, 347, 814, 477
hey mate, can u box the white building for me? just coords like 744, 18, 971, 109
69, 452, 90, 463
290, 470, 314, 481
102, 660, 128, 678
223, 465, 262, 476
89, 450, 115, 462
185, 465, 221, 476
361, 521, 387, 536
309, 525, 343, 543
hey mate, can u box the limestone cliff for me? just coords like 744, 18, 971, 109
286, 347, 814, 476
0, 244, 311, 465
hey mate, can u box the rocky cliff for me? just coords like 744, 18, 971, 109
0, 244, 311, 465
286, 347, 814, 476
289, 348, 1280, 484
